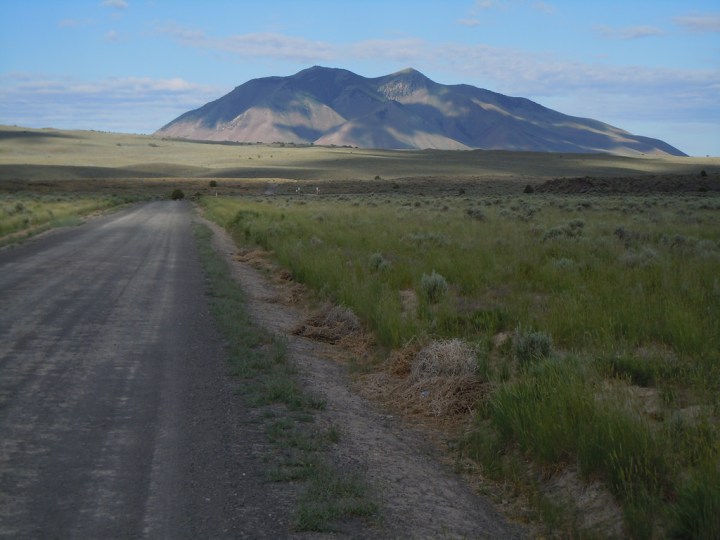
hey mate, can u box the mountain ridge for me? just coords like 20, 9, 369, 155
155, 66, 686, 156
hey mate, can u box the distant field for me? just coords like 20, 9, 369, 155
1, 125, 718, 190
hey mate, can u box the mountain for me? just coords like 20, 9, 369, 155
155, 67, 686, 156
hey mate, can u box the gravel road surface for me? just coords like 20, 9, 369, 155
0, 202, 288, 538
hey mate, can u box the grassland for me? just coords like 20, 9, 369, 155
3, 125, 719, 537
202, 192, 719, 538
2, 125, 717, 186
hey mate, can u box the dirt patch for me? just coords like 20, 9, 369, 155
542, 466, 625, 538
196, 213, 526, 538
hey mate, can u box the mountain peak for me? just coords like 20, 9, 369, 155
155, 67, 686, 156
394, 67, 425, 76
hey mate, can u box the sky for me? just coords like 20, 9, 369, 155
0, 0, 718, 156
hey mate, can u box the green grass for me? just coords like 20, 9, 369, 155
202, 194, 720, 362
0, 192, 141, 241
202, 192, 720, 538
193, 222, 378, 533
294, 464, 378, 532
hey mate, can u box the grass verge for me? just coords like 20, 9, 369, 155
192, 221, 378, 532
0, 193, 143, 246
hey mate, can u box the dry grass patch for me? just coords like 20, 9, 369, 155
293, 304, 374, 355
234, 248, 276, 273
360, 339, 487, 420
411, 339, 479, 380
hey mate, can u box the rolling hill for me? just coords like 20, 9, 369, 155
155, 66, 686, 156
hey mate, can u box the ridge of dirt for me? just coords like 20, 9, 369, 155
197, 213, 527, 539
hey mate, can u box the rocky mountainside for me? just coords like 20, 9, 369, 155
155, 66, 685, 156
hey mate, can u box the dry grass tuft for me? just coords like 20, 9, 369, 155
387, 343, 423, 376
390, 375, 486, 417
411, 339, 479, 381
360, 339, 486, 420
273, 283, 305, 306
293, 304, 362, 344
234, 248, 276, 273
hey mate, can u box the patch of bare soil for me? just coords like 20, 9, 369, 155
534, 172, 719, 194
197, 215, 526, 539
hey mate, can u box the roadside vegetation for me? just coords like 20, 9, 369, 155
0, 193, 141, 244
193, 223, 378, 532
202, 192, 720, 538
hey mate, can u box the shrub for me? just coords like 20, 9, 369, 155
420, 270, 448, 304
513, 326, 552, 365
368, 252, 391, 272
523, 184, 535, 194
209, 180, 218, 187
619, 247, 659, 268
542, 220, 584, 241
170, 189, 185, 200
465, 207, 486, 221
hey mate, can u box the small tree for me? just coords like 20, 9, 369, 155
170, 189, 185, 200
209, 180, 218, 187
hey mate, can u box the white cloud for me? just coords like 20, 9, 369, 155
105, 30, 120, 42
459, 0, 553, 26
674, 14, 720, 33
474, 0, 496, 9
58, 18, 95, 28
0, 73, 222, 134
532, 2, 555, 14
101, 0, 128, 8
596, 25, 665, 40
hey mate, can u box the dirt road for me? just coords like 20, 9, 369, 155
1, 201, 525, 539
0, 202, 290, 538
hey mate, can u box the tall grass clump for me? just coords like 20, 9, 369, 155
489, 357, 672, 531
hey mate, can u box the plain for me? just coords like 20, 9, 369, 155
2, 125, 719, 538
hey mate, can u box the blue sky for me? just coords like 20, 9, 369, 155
1, 0, 718, 156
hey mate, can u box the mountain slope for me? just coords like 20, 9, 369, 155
155, 66, 686, 156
